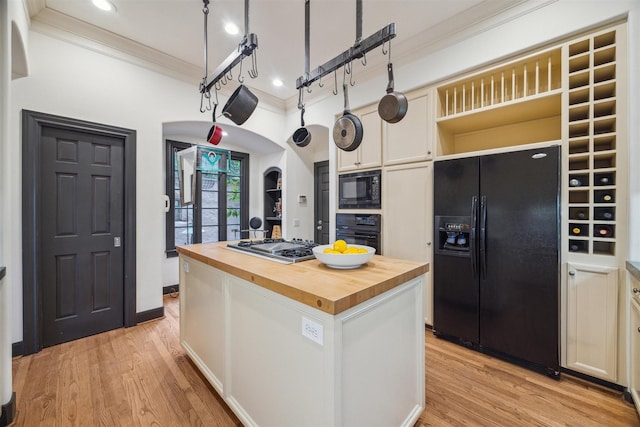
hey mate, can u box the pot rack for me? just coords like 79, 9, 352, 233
295, 0, 396, 91
199, 0, 258, 97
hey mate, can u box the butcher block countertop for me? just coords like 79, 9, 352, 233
176, 241, 428, 315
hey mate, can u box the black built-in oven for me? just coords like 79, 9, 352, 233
338, 169, 381, 209
335, 213, 381, 254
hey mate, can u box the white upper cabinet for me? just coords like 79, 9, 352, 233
337, 105, 382, 172
383, 88, 433, 166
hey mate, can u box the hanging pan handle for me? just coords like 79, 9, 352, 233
386, 62, 395, 94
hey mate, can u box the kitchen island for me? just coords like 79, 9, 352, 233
177, 241, 428, 427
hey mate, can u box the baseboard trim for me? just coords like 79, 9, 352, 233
12, 341, 24, 358
163, 284, 179, 295
561, 368, 625, 392
0, 392, 16, 427
135, 306, 165, 324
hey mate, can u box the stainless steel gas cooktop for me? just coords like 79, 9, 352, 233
226, 238, 318, 264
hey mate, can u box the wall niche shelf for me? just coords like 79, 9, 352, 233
263, 167, 282, 238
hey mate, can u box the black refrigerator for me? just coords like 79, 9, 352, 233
433, 146, 560, 376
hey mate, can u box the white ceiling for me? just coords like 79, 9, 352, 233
26, 0, 526, 107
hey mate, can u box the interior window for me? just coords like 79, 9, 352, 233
165, 140, 249, 257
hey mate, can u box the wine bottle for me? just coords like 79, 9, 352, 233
570, 224, 587, 236
594, 208, 614, 220
594, 172, 614, 186
570, 207, 588, 220
594, 225, 614, 238
595, 190, 615, 203
569, 241, 587, 252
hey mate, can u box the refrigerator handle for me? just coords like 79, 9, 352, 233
480, 195, 487, 280
471, 196, 478, 278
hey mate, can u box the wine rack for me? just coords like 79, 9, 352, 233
566, 26, 621, 257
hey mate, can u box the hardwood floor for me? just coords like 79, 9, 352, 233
11, 295, 639, 426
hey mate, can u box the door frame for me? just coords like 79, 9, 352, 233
314, 160, 329, 244
21, 110, 137, 355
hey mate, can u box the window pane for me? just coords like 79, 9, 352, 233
172, 145, 194, 247
201, 225, 219, 243
175, 206, 193, 246
201, 172, 220, 242
226, 159, 242, 241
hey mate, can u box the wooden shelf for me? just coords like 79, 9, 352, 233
436, 90, 561, 134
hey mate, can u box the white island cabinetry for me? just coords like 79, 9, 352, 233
178, 242, 427, 427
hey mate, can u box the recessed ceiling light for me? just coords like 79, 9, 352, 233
92, 0, 117, 12
272, 79, 284, 87
224, 22, 239, 35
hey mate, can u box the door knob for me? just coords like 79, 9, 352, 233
633, 288, 640, 294
569, 270, 576, 276
316, 226, 322, 230
114, 237, 121, 247
317, 220, 322, 225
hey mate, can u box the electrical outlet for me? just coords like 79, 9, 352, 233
182, 261, 189, 272
301, 317, 323, 346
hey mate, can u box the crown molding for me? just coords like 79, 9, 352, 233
28, 7, 286, 112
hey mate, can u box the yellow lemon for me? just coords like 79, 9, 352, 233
343, 247, 359, 254
333, 240, 347, 253
323, 248, 340, 254
357, 247, 368, 254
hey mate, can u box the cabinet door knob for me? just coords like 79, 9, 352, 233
637, 327, 640, 334
633, 288, 640, 294
569, 270, 576, 276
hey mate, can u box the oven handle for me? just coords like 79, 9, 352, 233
336, 233, 379, 239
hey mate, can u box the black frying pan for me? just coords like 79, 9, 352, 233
333, 82, 363, 151
293, 107, 311, 147
378, 62, 408, 123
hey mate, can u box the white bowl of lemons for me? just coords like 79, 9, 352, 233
312, 240, 376, 269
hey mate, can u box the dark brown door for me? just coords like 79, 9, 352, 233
40, 126, 124, 347
314, 161, 330, 244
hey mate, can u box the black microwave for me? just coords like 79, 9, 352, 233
338, 170, 381, 209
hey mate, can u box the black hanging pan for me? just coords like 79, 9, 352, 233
293, 0, 312, 148
293, 106, 311, 147
222, 84, 258, 125
378, 62, 407, 123
333, 82, 363, 151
